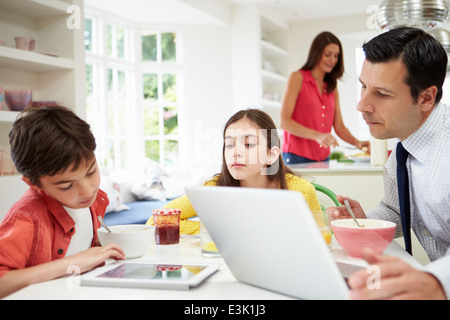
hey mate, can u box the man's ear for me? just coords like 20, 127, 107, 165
419, 86, 438, 112
21, 176, 41, 192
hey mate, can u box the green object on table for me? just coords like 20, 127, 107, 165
337, 158, 355, 163
312, 182, 342, 212
329, 151, 344, 160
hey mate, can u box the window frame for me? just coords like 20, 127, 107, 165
84, 9, 183, 175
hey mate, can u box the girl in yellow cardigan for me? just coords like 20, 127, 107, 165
146, 109, 321, 234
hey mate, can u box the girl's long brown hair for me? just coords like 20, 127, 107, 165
301, 31, 344, 93
215, 109, 294, 189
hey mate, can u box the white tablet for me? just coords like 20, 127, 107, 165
81, 261, 221, 290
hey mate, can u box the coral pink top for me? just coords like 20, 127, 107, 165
282, 70, 336, 161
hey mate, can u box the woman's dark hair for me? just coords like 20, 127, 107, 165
9, 106, 96, 186
215, 108, 294, 189
301, 31, 344, 93
362, 27, 448, 103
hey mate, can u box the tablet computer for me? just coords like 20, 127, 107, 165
81, 261, 221, 290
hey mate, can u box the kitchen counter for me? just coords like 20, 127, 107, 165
289, 159, 384, 175
289, 160, 385, 212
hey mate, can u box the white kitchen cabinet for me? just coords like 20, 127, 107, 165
0, 0, 85, 221
231, 4, 289, 126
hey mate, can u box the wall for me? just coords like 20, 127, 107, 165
289, 13, 381, 144
181, 25, 233, 175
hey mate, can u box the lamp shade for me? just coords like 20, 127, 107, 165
377, 0, 449, 30
428, 27, 450, 52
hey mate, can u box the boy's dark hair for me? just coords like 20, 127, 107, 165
362, 27, 448, 104
9, 106, 96, 187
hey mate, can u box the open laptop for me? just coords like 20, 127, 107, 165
185, 186, 350, 300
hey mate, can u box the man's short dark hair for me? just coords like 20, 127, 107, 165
363, 27, 448, 103
9, 106, 96, 186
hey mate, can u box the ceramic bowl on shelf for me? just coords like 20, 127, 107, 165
4, 89, 32, 111
14, 37, 35, 51
331, 219, 396, 258
97, 224, 154, 259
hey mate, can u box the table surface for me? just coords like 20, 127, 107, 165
4, 236, 421, 300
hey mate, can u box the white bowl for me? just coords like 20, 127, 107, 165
97, 224, 154, 259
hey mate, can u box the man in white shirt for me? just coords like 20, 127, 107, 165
330, 27, 450, 299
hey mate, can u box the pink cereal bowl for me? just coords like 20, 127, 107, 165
331, 219, 396, 258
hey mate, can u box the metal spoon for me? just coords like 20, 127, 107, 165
344, 200, 362, 228
98, 216, 112, 233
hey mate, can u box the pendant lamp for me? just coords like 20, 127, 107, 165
377, 0, 449, 30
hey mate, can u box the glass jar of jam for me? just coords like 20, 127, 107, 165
152, 208, 180, 245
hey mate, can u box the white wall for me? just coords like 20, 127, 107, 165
181, 25, 234, 175
289, 13, 381, 145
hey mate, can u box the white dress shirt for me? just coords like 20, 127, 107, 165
367, 102, 450, 298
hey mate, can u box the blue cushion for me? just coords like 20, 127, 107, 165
103, 200, 169, 226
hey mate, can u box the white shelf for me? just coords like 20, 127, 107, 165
0, 0, 85, 218
0, 46, 74, 72
261, 69, 287, 83
0, 111, 20, 123
262, 99, 281, 109
261, 40, 288, 58
0, 0, 68, 18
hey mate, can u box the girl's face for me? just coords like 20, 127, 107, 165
224, 118, 279, 187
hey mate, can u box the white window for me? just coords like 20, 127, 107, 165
84, 13, 182, 174
140, 30, 182, 166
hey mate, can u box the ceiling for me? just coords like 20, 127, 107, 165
84, 0, 227, 25
84, 0, 385, 25
227, 0, 382, 21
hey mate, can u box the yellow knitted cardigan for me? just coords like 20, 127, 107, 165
146, 173, 321, 235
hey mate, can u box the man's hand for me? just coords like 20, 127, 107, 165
348, 248, 447, 300
327, 195, 367, 221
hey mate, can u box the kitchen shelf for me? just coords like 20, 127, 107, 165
261, 69, 287, 83
232, 5, 289, 128
0, 0, 68, 18
0, 110, 20, 122
261, 39, 288, 58
0, 0, 85, 220
0, 46, 74, 72
262, 99, 281, 109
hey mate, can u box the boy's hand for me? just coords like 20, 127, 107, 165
66, 243, 125, 274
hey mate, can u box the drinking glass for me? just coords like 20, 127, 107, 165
312, 210, 332, 248
200, 220, 220, 257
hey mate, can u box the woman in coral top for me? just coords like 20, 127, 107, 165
280, 31, 370, 164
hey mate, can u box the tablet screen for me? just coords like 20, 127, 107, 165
97, 263, 208, 281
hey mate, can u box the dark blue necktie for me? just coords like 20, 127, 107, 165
396, 142, 412, 255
